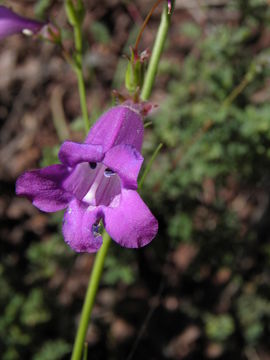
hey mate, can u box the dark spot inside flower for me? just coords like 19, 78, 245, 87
92, 223, 101, 237
89, 162, 97, 169
133, 149, 141, 159
104, 168, 115, 177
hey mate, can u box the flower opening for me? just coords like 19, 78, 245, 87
64, 161, 121, 207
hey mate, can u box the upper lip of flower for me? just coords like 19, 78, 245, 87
16, 105, 158, 252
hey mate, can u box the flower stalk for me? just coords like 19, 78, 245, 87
71, 232, 111, 360
138, 143, 163, 190
74, 22, 90, 132
65, 0, 90, 132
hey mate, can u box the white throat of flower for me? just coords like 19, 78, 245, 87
83, 164, 108, 205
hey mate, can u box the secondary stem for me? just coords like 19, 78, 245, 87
134, 0, 164, 52
138, 143, 163, 190
74, 24, 90, 132
71, 233, 111, 360
141, 2, 173, 101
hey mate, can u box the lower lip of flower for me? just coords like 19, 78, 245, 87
63, 162, 122, 208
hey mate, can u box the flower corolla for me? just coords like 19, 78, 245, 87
16, 105, 158, 252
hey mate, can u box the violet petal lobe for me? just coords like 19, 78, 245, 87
16, 164, 72, 212
0, 6, 44, 39
103, 144, 143, 189
63, 199, 103, 252
103, 188, 158, 248
85, 106, 144, 153
59, 141, 104, 167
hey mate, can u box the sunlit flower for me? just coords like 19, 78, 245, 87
16, 105, 158, 252
0, 5, 44, 39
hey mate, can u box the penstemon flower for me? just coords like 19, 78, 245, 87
16, 105, 158, 252
0, 6, 44, 39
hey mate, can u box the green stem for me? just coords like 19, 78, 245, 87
74, 23, 90, 132
71, 233, 111, 360
76, 67, 90, 132
138, 143, 163, 189
83, 343, 88, 360
141, 2, 173, 101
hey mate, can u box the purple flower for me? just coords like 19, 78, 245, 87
0, 6, 44, 39
16, 105, 158, 252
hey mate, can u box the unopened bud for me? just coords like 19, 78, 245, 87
125, 48, 150, 94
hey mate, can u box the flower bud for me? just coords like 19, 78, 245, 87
125, 48, 150, 94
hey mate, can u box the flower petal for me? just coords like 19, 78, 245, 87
16, 164, 72, 212
103, 189, 158, 248
0, 6, 44, 39
85, 106, 144, 152
103, 144, 143, 189
63, 199, 103, 253
59, 141, 103, 167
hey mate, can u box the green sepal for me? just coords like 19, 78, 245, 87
125, 51, 146, 94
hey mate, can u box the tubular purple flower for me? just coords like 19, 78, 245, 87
0, 6, 44, 39
16, 105, 158, 252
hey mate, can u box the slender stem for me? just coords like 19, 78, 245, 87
76, 67, 90, 131
83, 343, 88, 360
74, 23, 90, 132
141, 2, 173, 101
138, 143, 163, 189
71, 232, 111, 360
50, 86, 70, 141
222, 76, 250, 108
134, 0, 164, 52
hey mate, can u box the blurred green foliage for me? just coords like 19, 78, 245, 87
90, 21, 111, 44
140, 0, 270, 356
2, 0, 270, 359
34, 0, 52, 19
237, 293, 270, 343
103, 247, 136, 286
204, 314, 235, 342
33, 340, 71, 360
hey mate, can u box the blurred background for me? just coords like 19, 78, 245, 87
1, 0, 270, 359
